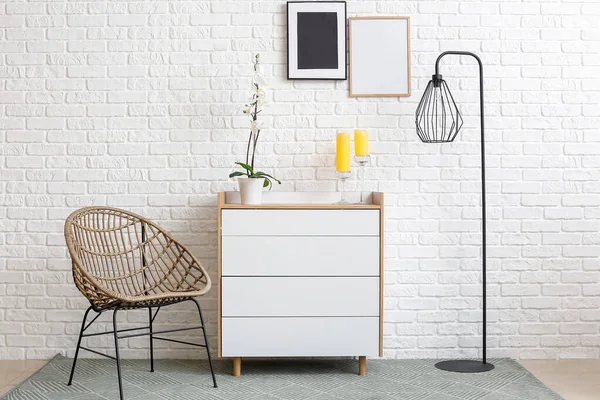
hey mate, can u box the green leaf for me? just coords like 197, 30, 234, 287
234, 162, 253, 174
254, 171, 281, 185
265, 178, 276, 191
229, 171, 246, 179
246, 175, 269, 188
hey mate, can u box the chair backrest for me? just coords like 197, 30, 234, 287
65, 207, 209, 304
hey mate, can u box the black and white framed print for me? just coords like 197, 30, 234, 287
287, 1, 347, 80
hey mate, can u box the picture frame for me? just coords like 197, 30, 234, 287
287, 1, 347, 80
349, 16, 411, 97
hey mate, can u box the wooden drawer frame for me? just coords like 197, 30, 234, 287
216, 192, 384, 376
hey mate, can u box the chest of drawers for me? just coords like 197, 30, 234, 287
217, 192, 384, 376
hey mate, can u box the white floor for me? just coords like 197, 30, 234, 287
519, 360, 600, 400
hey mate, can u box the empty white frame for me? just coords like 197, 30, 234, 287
349, 17, 411, 97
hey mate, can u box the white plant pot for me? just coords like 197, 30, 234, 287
238, 177, 265, 205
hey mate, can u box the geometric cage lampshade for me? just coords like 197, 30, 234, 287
415, 77, 464, 143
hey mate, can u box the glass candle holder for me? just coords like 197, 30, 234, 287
355, 154, 371, 203
336, 171, 352, 204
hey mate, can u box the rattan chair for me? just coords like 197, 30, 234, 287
64, 206, 217, 400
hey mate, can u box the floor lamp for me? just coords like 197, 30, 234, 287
415, 51, 494, 373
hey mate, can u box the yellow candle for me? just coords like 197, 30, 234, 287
336, 132, 351, 172
354, 130, 369, 156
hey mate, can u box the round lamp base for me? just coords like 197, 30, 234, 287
435, 360, 495, 373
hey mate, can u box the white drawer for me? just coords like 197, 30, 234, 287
221, 209, 379, 236
222, 317, 379, 357
221, 277, 379, 317
222, 236, 379, 276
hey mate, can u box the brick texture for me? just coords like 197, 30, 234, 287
0, 0, 599, 360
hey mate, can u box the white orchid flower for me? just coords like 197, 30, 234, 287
251, 120, 263, 131
253, 74, 270, 89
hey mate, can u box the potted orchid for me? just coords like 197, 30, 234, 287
229, 54, 281, 205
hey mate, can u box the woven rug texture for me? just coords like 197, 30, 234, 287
2, 356, 564, 400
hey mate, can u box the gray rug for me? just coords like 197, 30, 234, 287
3, 356, 563, 400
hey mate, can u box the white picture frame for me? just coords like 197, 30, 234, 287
349, 16, 411, 97
287, 1, 347, 80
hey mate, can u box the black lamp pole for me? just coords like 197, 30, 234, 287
415, 51, 493, 373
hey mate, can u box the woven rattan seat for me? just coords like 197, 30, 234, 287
65, 206, 211, 310
64, 206, 217, 399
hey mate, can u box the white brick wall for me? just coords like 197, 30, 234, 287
0, 0, 599, 360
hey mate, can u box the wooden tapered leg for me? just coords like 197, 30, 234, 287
358, 356, 366, 376
232, 357, 241, 377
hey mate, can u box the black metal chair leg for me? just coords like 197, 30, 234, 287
191, 298, 217, 388
148, 307, 154, 372
67, 306, 93, 386
113, 308, 124, 400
